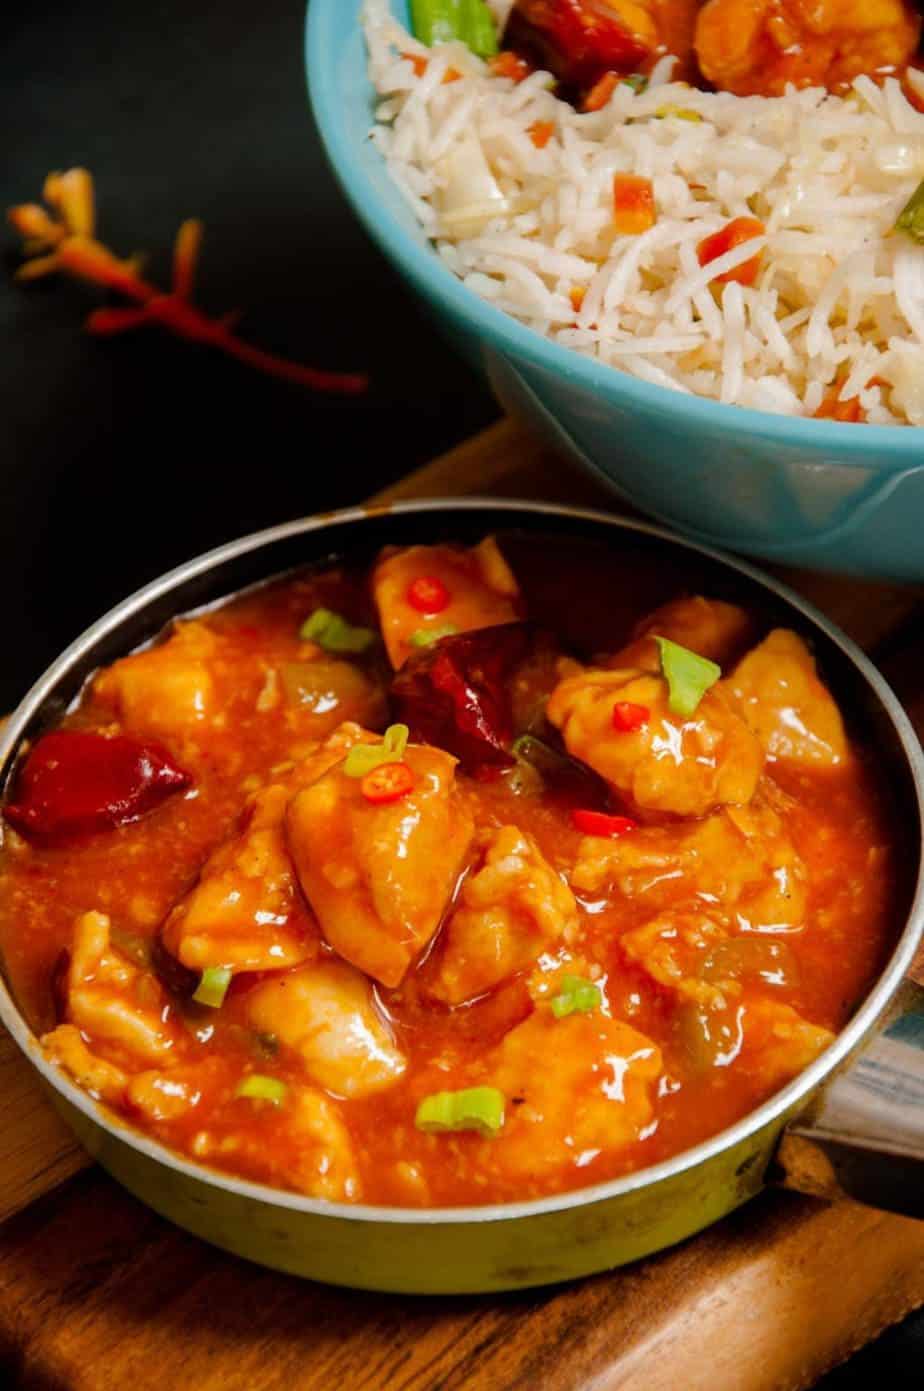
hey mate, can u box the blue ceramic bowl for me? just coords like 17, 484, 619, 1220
307, 0, 924, 577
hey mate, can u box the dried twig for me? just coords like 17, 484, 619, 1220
9, 169, 368, 394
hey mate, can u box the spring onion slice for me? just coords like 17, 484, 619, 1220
656, 637, 721, 717
193, 965, 232, 1009
410, 0, 498, 58
655, 105, 702, 122
299, 607, 375, 654
409, 623, 458, 647
343, 723, 410, 778
550, 974, 601, 1019
383, 723, 410, 756
621, 74, 648, 93
415, 1085, 505, 1136
894, 178, 924, 242
236, 1074, 288, 1106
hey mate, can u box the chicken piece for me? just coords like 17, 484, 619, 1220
162, 783, 319, 976
610, 596, 754, 674
621, 896, 804, 1012
42, 1023, 129, 1105
372, 537, 521, 669
548, 668, 763, 817
621, 911, 737, 1008
676, 994, 834, 1089
728, 630, 848, 769
694, 0, 920, 98
191, 1083, 361, 1201
428, 825, 579, 1005
126, 1058, 228, 1123
55, 910, 185, 1069
742, 998, 834, 1089
291, 721, 381, 785
503, 0, 660, 93
287, 742, 474, 987
481, 1009, 662, 1180
94, 620, 221, 740
246, 960, 407, 1099
572, 792, 807, 932
162, 724, 373, 976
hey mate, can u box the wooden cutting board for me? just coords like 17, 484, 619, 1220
2, 417, 924, 1391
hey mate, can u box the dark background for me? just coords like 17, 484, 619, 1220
1, 0, 498, 714
0, 0, 920, 1383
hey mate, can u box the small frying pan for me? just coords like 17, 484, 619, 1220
0, 500, 921, 1293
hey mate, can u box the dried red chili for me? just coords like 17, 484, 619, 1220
4, 731, 191, 845
391, 623, 534, 775
503, 0, 653, 95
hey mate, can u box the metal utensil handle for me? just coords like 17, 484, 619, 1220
777, 979, 924, 1217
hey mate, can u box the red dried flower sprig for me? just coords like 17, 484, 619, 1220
8, 169, 368, 394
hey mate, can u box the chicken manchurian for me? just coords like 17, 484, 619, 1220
0, 533, 900, 1205
499, 0, 923, 101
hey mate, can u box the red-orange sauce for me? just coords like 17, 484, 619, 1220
0, 534, 903, 1207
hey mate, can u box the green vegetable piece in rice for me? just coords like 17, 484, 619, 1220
410, 0, 457, 44
410, 0, 498, 58
654, 105, 702, 122
894, 178, 924, 243
464, 0, 499, 57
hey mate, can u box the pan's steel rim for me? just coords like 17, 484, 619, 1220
1, 497, 922, 1227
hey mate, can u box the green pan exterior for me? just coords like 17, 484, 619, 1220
48, 1083, 781, 1294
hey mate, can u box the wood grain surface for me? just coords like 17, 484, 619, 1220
2, 416, 923, 1391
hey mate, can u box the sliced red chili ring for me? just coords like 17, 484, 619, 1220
407, 575, 450, 614
611, 701, 650, 732
361, 762, 415, 804
571, 809, 638, 837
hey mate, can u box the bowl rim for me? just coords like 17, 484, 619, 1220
306, 0, 923, 461
1, 497, 922, 1226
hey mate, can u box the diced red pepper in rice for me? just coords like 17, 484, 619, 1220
613, 174, 655, 234
528, 120, 555, 148
813, 382, 867, 422
582, 71, 620, 111
402, 53, 461, 82
696, 216, 765, 286
490, 50, 534, 82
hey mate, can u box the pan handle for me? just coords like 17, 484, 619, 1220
775, 979, 924, 1218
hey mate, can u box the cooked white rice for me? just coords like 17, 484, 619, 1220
364, 0, 924, 424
